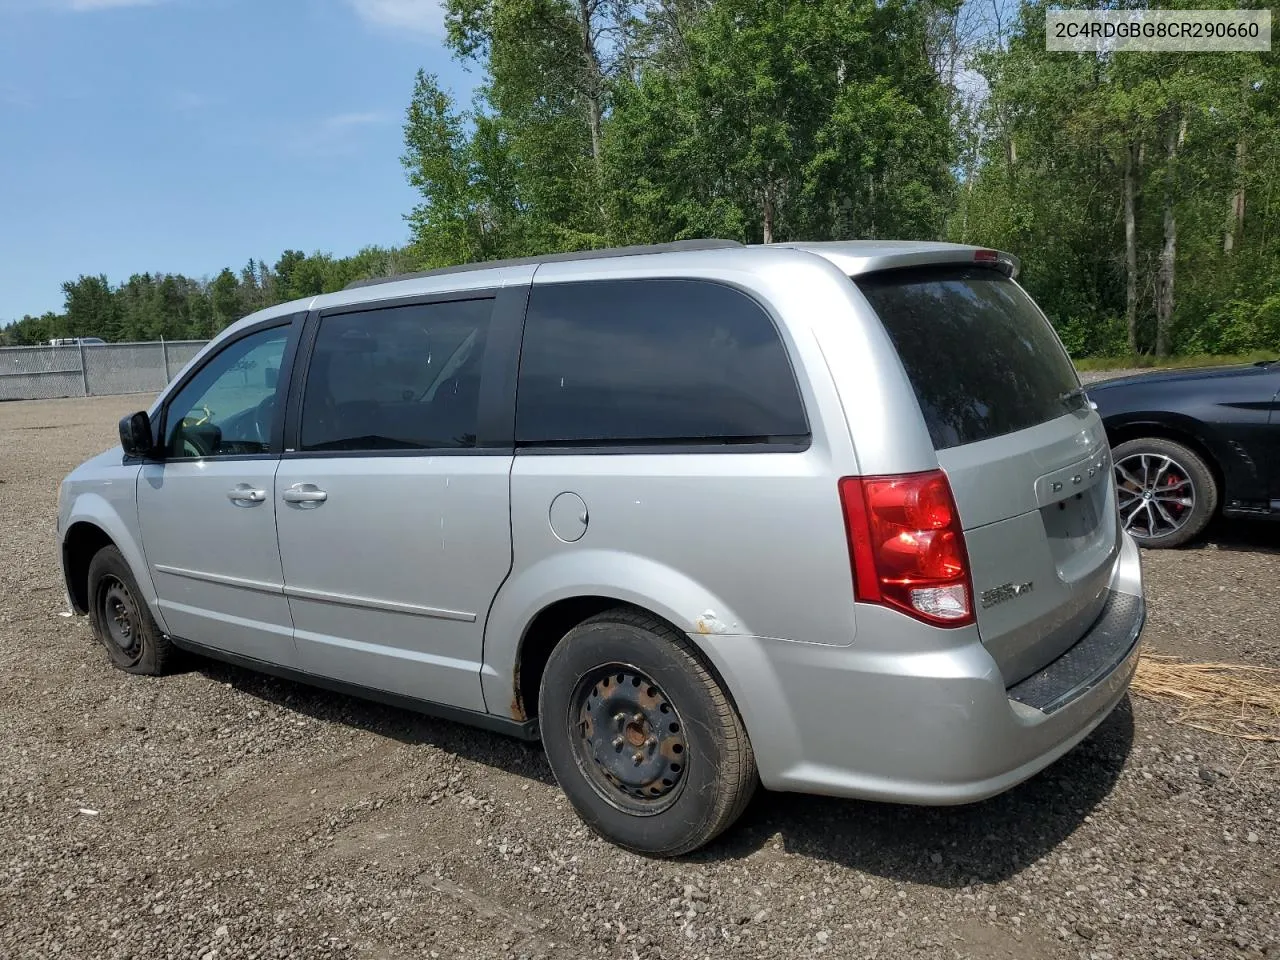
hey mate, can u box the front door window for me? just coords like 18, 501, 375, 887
164, 327, 289, 458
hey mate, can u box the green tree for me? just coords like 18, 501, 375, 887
62, 275, 119, 340
606, 0, 956, 244
0, 312, 62, 345
402, 70, 530, 265
209, 268, 242, 333
953, 0, 1280, 358
447, 0, 632, 178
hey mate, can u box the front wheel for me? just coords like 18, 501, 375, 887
87, 545, 176, 674
538, 608, 757, 856
1112, 437, 1218, 548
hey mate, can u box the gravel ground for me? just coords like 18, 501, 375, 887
1078, 370, 1148, 385
1, 394, 1277, 960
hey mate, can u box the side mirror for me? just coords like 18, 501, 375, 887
119, 411, 155, 459
265, 366, 279, 389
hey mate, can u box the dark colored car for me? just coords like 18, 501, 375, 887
1088, 360, 1280, 547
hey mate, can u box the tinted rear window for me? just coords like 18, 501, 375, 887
299, 299, 492, 451
516, 279, 808, 446
856, 266, 1081, 450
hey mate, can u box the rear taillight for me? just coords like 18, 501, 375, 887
839, 470, 974, 627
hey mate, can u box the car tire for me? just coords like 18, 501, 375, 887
1112, 437, 1218, 548
538, 607, 757, 856
87, 545, 176, 675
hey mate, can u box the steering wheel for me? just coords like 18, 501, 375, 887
249, 394, 275, 446
174, 405, 216, 458
179, 430, 214, 459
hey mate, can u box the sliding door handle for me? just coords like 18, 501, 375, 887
282, 483, 328, 504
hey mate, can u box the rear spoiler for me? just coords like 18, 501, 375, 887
850, 247, 1020, 280
971, 248, 1020, 279
781, 243, 1021, 280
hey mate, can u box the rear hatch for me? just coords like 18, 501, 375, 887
856, 265, 1117, 685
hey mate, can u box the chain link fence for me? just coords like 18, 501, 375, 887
0, 340, 208, 401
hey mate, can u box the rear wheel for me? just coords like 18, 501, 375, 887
87, 546, 175, 674
538, 608, 757, 856
1112, 437, 1217, 548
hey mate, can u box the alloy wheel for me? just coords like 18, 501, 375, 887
1114, 452, 1195, 540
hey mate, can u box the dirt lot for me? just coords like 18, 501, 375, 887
1, 394, 1277, 960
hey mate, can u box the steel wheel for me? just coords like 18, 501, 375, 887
539, 610, 757, 855
96, 574, 143, 665
86, 545, 177, 675
1114, 452, 1195, 541
570, 664, 688, 816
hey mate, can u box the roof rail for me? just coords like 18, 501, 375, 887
343, 239, 744, 290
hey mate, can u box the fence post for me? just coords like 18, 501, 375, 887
161, 336, 171, 383
77, 339, 90, 397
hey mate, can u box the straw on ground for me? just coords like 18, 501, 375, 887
1132, 654, 1280, 743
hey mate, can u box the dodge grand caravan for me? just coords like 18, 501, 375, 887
57, 239, 1145, 855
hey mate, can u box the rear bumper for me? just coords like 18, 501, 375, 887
693, 531, 1145, 804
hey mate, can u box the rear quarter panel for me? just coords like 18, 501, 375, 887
481, 250, 896, 717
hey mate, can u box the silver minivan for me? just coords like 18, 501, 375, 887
57, 240, 1145, 855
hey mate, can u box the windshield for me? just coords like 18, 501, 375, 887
855, 265, 1081, 450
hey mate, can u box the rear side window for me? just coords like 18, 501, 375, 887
516, 279, 807, 446
299, 299, 492, 451
856, 266, 1081, 450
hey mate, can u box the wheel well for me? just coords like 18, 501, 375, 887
62, 522, 114, 614
512, 596, 644, 721
1105, 421, 1225, 503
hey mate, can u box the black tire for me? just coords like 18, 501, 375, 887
538, 607, 757, 856
86, 545, 176, 675
1112, 437, 1218, 548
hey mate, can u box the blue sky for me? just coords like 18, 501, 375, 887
0, 0, 477, 321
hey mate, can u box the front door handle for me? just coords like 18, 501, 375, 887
281, 483, 328, 504
227, 484, 266, 504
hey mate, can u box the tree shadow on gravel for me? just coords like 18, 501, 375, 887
1198, 517, 1280, 555
188, 658, 557, 786
698, 696, 1136, 886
